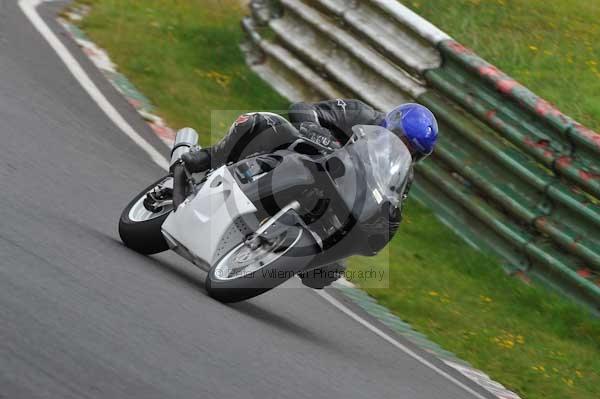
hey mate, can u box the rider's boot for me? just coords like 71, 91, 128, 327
181, 147, 211, 173
299, 262, 347, 289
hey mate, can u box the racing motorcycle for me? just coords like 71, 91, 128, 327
118, 124, 412, 302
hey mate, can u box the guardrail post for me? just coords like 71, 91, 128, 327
240, 17, 265, 65
250, 0, 281, 26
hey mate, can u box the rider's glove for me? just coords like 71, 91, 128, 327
298, 122, 341, 153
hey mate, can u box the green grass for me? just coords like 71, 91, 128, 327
405, 0, 600, 131
348, 200, 600, 398
76, 0, 288, 146
73, 1, 600, 398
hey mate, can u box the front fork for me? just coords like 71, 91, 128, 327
170, 128, 200, 208
248, 201, 324, 256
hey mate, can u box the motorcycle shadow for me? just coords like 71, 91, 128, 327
89, 227, 334, 347
139, 249, 335, 346
228, 298, 334, 346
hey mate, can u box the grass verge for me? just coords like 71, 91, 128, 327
73, 1, 600, 398
405, 0, 600, 131
348, 201, 600, 399
74, 0, 288, 147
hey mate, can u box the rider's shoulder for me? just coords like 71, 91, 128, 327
338, 98, 370, 108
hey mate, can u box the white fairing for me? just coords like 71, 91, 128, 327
161, 166, 257, 265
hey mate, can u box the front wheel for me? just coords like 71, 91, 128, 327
205, 216, 319, 303
119, 176, 173, 255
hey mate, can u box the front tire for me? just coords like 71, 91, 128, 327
205, 224, 318, 303
119, 177, 173, 255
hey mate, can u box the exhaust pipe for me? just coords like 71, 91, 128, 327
170, 128, 199, 168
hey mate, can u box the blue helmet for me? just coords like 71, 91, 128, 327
380, 103, 438, 162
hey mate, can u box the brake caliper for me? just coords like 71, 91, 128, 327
143, 183, 173, 212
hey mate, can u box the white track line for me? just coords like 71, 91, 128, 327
316, 290, 489, 399
21, 2, 487, 398
19, 0, 169, 171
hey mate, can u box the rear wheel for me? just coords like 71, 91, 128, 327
205, 213, 318, 302
119, 177, 173, 255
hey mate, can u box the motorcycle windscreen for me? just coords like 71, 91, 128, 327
318, 124, 412, 256
348, 125, 412, 211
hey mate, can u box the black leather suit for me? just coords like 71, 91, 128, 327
207, 99, 386, 167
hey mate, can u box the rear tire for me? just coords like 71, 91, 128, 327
119, 177, 173, 255
205, 226, 318, 303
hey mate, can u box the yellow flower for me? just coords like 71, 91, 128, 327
529, 45, 539, 51
562, 377, 574, 387
516, 335, 525, 344
429, 291, 439, 297
205, 71, 231, 89
493, 335, 514, 349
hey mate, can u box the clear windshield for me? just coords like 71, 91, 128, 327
347, 125, 412, 207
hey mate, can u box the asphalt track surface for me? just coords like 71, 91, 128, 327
0, 1, 496, 398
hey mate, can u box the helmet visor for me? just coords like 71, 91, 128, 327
395, 133, 432, 163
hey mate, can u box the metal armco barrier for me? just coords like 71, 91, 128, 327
241, 0, 600, 311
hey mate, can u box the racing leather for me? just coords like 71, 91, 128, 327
298, 122, 341, 153
288, 99, 386, 142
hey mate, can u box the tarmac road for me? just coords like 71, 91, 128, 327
0, 1, 494, 398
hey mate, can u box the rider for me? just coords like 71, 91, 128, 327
181, 99, 439, 288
